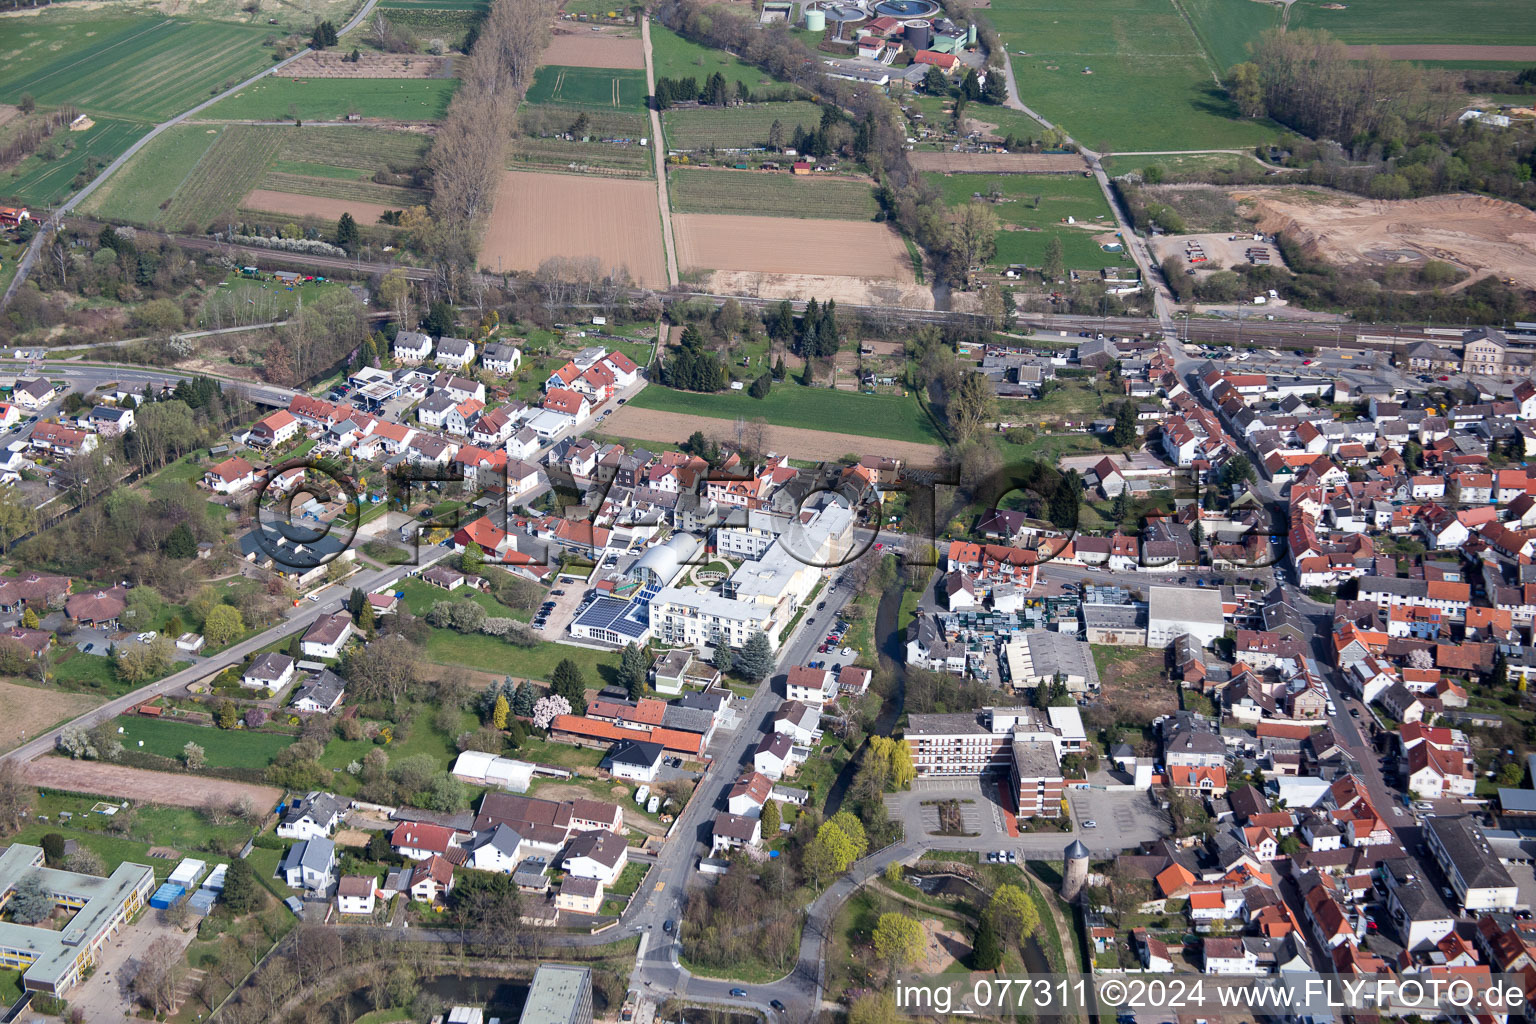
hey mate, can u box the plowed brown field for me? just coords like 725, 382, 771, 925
541, 32, 646, 69
907, 151, 1088, 173
481, 170, 667, 287
672, 213, 914, 280
243, 189, 397, 223
23, 757, 283, 810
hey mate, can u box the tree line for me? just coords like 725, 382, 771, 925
654, 72, 745, 109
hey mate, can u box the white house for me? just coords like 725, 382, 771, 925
466, 824, 525, 874
300, 612, 354, 659
784, 665, 837, 707
243, 652, 295, 692
772, 700, 819, 745
1203, 937, 1258, 975
276, 792, 342, 841
727, 772, 772, 818
711, 812, 761, 854
604, 739, 664, 783
561, 830, 628, 885
753, 732, 795, 780
394, 331, 434, 363
204, 456, 256, 495
281, 837, 336, 892
436, 337, 476, 369
482, 343, 523, 375
336, 875, 376, 915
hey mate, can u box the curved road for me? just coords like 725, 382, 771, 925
0, 0, 383, 311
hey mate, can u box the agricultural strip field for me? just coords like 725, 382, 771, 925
985, 0, 1279, 150
0, 681, 101, 754
481, 170, 667, 287
525, 65, 649, 109
0, 18, 276, 122
512, 104, 652, 174
273, 126, 431, 176
907, 152, 1087, 172
669, 168, 878, 219
81, 124, 283, 229
202, 77, 459, 122
258, 171, 429, 206
1, 116, 147, 208
1343, 44, 1536, 60
540, 31, 646, 69
673, 213, 915, 280
626, 383, 946, 445
243, 188, 400, 224
924, 170, 1122, 270
1289, 0, 1536, 46
22, 757, 282, 810
649, 24, 787, 96
662, 100, 821, 151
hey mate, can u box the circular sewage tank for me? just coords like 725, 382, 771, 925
874, 0, 941, 19
903, 19, 932, 49
804, 7, 826, 30
817, 2, 867, 21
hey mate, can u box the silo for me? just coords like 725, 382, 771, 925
805, 7, 826, 31
904, 19, 932, 50
967, 21, 977, 45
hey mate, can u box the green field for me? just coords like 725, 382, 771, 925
82, 124, 284, 229
663, 100, 822, 151
1289, 0, 1536, 45
985, 0, 1279, 150
0, 18, 276, 121
924, 172, 1124, 270
669, 168, 878, 219
629, 381, 945, 445
203, 77, 459, 122
525, 65, 649, 109
508, 135, 654, 175
276, 126, 432, 173
648, 24, 788, 96
114, 716, 294, 770
0, 116, 146, 207
1101, 150, 1264, 179
258, 170, 430, 206
1180, 0, 1281, 69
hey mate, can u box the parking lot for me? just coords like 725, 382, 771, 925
1065, 787, 1171, 855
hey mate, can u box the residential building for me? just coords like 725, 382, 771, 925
561, 831, 628, 885
301, 612, 353, 659
242, 652, 295, 692
336, 875, 376, 916
281, 837, 336, 892
711, 812, 761, 854
276, 792, 342, 841
1425, 816, 1518, 911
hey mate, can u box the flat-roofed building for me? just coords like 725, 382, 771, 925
517, 964, 593, 1024
1147, 586, 1226, 648
904, 707, 1082, 817
1425, 815, 1519, 911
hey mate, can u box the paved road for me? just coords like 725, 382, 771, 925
0, 0, 382, 311
640, 17, 680, 288
2, 550, 447, 764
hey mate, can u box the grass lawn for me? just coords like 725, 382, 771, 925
395, 579, 532, 621
669, 167, 879, 219
925, 170, 1125, 271
1100, 151, 1266, 180
422, 628, 623, 688
8, 822, 160, 879
83, 124, 285, 231
30, 792, 255, 858
321, 701, 474, 771
0, 971, 20, 1006
52, 651, 130, 696
1179, 0, 1283, 69
609, 860, 650, 897
203, 77, 459, 122
648, 23, 789, 95
629, 381, 945, 445
114, 716, 294, 770
984, 0, 1282, 150
79, 122, 220, 226
790, 738, 851, 810
511, 734, 606, 771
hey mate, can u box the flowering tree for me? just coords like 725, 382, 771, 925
532, 694, 572, 731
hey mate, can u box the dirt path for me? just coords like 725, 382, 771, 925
602, 405, 944, 463
23, 757, 283, 810
641, 16, 679, 287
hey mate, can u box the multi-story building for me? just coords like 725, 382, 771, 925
1424, 816, 1518, 911
518, 964, 593, 1024
903, 707, 1085, 816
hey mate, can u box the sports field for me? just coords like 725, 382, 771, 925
1289, 0, 1536, 46
525, 65, 648, 109
481, 170, 667, 287
924, 171, 1120, 271
669, 168, 879, 219
662, 100, 822, 151
82, 124, 283, 228
986, 0, 1279, 150
0, 17, 276, 121
627, 381, 945, 445
202, 77, 459, 121
2, 116, 147, 207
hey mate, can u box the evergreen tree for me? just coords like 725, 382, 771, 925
773, 355, 787, 381
972, 915, 1003, 971
769, 300, 794, 341
162, 522, 197, 559
423, 300, 456, 337
348, 587, 366, 619
492, 694, 510, 729
551, 658, 586, 710
620, 642, 648, 700
1042, 236, 1065, 282
819, 298, 838, 355
983, 69, 1008, 104
767, 119, 785, 151
1110, 401, 1138, 447
736, 631, 774, 681
961, 68, 982, 101
761, 797, 780, 835
512, 679, 536, 717
711, 642, 734, 673
222, 858, 259, 914
335, 212, 359, 252
748, 372, 771, 399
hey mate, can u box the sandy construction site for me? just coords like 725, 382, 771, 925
243, 189, 398, 224
541, 29, 646, 69
481, 170, 667, 287
1237, 188, 1536, 289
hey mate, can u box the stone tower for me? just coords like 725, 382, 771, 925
1062, 838, 1090, 902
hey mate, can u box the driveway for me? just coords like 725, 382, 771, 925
65, 913, 199, 1024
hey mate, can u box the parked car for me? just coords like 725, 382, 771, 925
1082, 820, 1097, 829
771, 1000, 786, 1013
730, 989, 747, 999
663, 919, 675, 934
